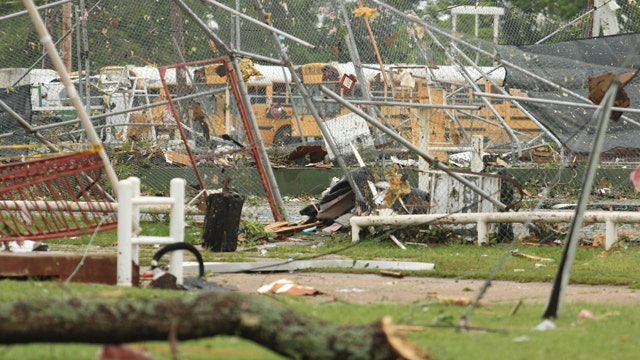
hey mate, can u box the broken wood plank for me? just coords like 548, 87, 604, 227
264, 221, 289, 232
165, 150, 192, 166
266, 221, 324, 235
380, 270, 404, 278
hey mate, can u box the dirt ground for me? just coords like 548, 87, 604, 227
208, 271, 640, 305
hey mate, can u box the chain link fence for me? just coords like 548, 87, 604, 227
2, 0, 640, 243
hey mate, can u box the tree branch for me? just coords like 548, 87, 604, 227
0, 291, 429, 360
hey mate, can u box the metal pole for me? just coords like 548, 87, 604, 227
0, 0, 71, 21
474, 92, 640, 124
543, 78, 617, 319
226, 57, 287, 221
320, 85, 507, 211
22, 0, 119, 197
315, 98, 481, 110
203, 0, 316, 49
116, 179, 133, 286
441, 48, 565, 153
252, 0, 367, 208
419, 26, 522, 158
74, 5, 83, 98
80, 0, 91, 123
339, 2, 383, 145
173, 0, 287, 221
537, 5, 597, 44
357, 0, 389, 88
235, 0, 241, 50
372, 0, 627, 123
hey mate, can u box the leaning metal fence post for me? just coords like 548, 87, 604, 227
251, 0, 368, 210
542, 78, 617, 319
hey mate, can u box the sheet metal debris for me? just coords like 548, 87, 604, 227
183, 259, 435, 273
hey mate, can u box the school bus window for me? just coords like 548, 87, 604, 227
370, 80, 386, 99
321, 65, 340, 81
450, 87, 470, 105
313, 83, 340, 118
344, 85, 362, 99
209, 94, 218, 115
193, 68, 206, 83
470, 84, 484, 105
247, 85, 267, 104
272, 82, 288, 104
292, 86, 308, 114
489, 83, 503, 104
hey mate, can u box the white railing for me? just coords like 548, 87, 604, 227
350, 211, 640, 250
117, 176, 186, 287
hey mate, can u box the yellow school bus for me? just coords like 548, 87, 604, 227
192, 62, 294, 145
191, 61, 541, 160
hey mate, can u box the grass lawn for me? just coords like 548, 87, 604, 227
2, 221, 640, 359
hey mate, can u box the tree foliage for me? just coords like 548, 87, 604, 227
506, 0, 587, 21
1, 0, 639, 70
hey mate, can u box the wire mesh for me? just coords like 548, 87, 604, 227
2, 0, 640, 238
0, 149, 117, 241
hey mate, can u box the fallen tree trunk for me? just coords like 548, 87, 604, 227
0, 291, 429, 360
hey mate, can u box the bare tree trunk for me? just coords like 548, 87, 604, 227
61, 2, 72, 72
170, 1, 191, 123
0, 291, 429, 360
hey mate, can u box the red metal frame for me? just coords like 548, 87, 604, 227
158, 56, 284, 221
0, 150, 118, 241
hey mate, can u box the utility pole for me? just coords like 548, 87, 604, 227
61, 2, 72, 71
587, 0, 595, 37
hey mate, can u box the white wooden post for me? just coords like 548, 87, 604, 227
471, 135, 484, 172
117, 179, 134, 287
169, 178, 185, 284
117, 177, 187, 287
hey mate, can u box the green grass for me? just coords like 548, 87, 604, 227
1, 282, 640, 360
7, 221, 640, 359
45, 221, 640, 285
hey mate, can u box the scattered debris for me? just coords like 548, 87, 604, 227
298, 166, 430, 230
428, 295, 485, 307
588, 71, 633, 121
184, 259, 435, 273
533, 319, 556, 331
301, 226, 317, 233
511, 249, 554, 262
389, 234, 407, 250
95, 344, 154, 360
287, 145, 328, 165
380, 270, 404, 278
336, 287, 366, 293
264, 221, 324, 237
378, 164, 411, 208
510, 299, 524, 316
148, 242, 228, 291
0, 240, 48, 253
321, 222, 342, 233
592, 228, 638, 248
257, 279, 322, 296
578, 309, 595, 319
513, 335, 530, 343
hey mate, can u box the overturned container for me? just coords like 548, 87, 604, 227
202, 191, 245, 252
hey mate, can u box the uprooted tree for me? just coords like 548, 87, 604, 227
0, 291, 430, 360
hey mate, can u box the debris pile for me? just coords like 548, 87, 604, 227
299, 165, 431, 232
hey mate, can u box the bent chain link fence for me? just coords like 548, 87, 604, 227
2, 0, 640, 242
